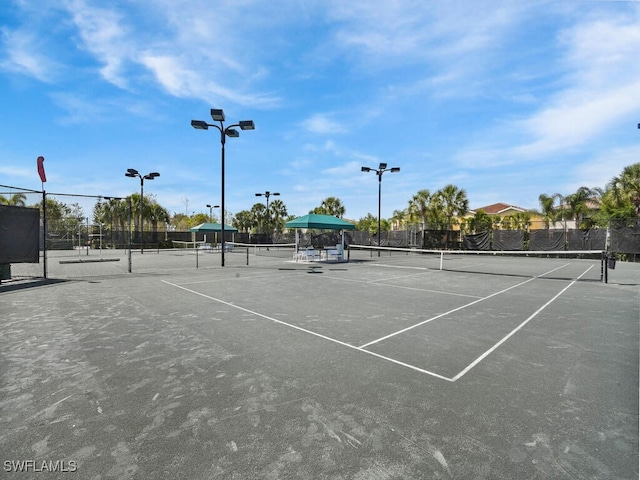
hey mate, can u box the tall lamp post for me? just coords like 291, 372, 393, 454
104, 196, 133, 273
125, 169, 160, 254
361, 162, 400, 256
206, 204, 220, 222
191, 108, 255, 266
255, 191, 279, 239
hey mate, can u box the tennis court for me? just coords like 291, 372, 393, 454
1, 248, 638, 479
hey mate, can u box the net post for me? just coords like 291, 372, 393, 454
247, 247, 249, 266
440, 251, 444, 270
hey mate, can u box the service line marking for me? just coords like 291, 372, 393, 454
162, 263, 591, 383
357, 276, 537, 349
161, 280, 454, 382
451, 264, 594, 381
358, 262, 574, 349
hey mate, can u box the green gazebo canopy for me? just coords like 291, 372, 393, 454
189, 223, 238, 233
285, 214, 355, 230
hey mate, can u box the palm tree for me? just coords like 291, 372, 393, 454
313, 197, 346, 218
538, 193, 563, 228
407, 189, 431, 228
269, 199, 288, 237
391, 209, 407, 230
434, 184, 469, 248
503, 212, 532, 231
148, 203, 170, 241
468, 209, 492, 234
233, 210, 253, 233
607, 163, 640, 218
250, 203, 267, 233
130, 193, 142, 241
0, 193, 27, 206
564, 186, 602, 229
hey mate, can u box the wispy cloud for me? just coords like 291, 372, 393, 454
517, 10, 640, 153
453, 6, 640, 166
65, 0, 131, 88
0, 27, 60, 81
300, 114, 346, 135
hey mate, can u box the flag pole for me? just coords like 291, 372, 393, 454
37, 156, 47, 279
42, 186, 47, 279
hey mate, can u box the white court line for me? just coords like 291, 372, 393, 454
175, 271, 294, 286
357, 262, 573, 349
358, 276, 537, 349
161, 263, 591, 383
451, 264, 594, 381
161, 280, 455, 382
320, 274, 481, 299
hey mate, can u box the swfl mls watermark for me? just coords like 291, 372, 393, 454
3, 460, 78, 473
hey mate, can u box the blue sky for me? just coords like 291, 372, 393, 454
1, 0, 639, 221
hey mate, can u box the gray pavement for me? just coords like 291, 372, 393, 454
1, 252, 638, 479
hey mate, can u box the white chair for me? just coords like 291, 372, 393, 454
326, 244, 343, 261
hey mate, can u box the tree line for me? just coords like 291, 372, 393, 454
2, 163, 638, 237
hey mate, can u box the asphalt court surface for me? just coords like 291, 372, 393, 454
160, 255, 610, 382
1, 250, 638, 479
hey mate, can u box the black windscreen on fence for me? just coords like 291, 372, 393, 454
529, 229, 565, 251
0, 205, 40, 263
610, 220, 640, 254
463, 231, 490, 250
492, 229, 525, 250
567, 229, 606, 250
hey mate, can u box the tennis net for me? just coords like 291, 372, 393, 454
227, 242, 297, 259
347, 245, 606, 281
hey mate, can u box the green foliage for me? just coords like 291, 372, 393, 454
0, 193, 27, 206
312, 197, 346, 218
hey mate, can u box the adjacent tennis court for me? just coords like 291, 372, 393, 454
1, 248, 637, 479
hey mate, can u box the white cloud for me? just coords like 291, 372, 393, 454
515, 81, 640, 157
567, 144, 640, 192
0, 28, 59, 81
453, 7, 640, 164
65, 0, 131, 88
301, 114, 345, 134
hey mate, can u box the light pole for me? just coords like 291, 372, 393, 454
192, 108, 255, 266
255, 191, 279, 239
206, 204, 220, 223
125, 169, 160, 254
104, 196, 132, 273
361, 162, 400, 256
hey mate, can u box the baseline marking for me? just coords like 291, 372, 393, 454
161, 263, 591, 383
161, 280, 454, 382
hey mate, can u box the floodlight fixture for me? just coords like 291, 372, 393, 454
239, 120, 255, 130
210, 109, 225, 122
191, 107, 255, 266
125, 168, 161, 254
361, 162, 401, 256
255, 191, 281, 237
191, 120, 209, 130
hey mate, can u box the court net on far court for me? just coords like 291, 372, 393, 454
347, 245, 605, 282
